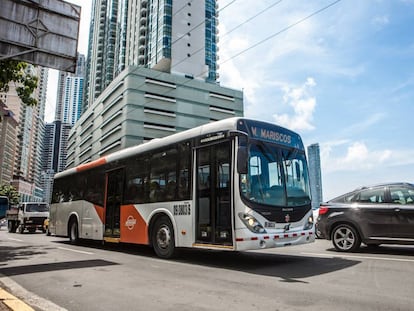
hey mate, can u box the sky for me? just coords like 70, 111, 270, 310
46, 0, 414, 201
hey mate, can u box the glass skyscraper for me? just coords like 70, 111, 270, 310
84, 0, 219, 110
307, 143, 323, 209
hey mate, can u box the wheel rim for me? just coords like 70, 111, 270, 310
156, 224, 171, 250
333, 226, 355, 251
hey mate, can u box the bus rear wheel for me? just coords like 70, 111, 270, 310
69, 219, 79, 244
152, 216, 176, 259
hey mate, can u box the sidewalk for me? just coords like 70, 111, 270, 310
0, 287, 34, 311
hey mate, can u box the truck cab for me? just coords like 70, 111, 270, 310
7, 202, 49, 233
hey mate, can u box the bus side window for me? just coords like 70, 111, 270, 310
124, 156, 148, 204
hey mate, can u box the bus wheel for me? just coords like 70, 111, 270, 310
69, 219, 79, 244
152, 216, 175, 259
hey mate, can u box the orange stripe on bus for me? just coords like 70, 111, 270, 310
93, 204, 105, 224
77, 158, 107, 172
120, 205, 149, 245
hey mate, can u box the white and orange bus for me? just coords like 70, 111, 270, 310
50, 118, 315, 258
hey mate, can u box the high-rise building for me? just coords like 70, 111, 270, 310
62, 75, 83, 126
55, 53, 85, 125
41, 54, 85, 201
1, 65, 48, 202
307, 143, 323, 209
42, 121, 72, 174
84, 0, 219, 110
41, 120, 72, 202
0, 101, 18, 185
67, 67, 243, 167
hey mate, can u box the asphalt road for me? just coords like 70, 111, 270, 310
1, 226, 414, 311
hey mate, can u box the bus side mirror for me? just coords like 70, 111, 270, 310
237, 146, 248, 174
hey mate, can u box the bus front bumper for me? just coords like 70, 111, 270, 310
234, 229, 315, 251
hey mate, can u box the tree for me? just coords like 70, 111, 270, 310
0, 184, 20, 205
0, 59, 38, 107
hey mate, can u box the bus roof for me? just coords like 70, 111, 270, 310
55, 117, 303, 179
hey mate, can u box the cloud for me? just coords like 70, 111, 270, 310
371, 15, 389, 28
272, 78, 316, 131
320, 140, 414, 173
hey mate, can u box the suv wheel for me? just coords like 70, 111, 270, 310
332, 224, 361, 252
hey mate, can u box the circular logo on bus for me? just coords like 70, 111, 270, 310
125, 215, 137, 230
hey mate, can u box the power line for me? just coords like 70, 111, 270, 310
166, 0, 284, 78
220, 0, 342, 65
221, 0, 284, 40
171, 0, 238, 46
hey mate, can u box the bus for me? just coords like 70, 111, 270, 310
0, 196, 9, 219
50, 118, 315, 258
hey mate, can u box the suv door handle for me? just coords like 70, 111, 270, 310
394, 208, 401, 212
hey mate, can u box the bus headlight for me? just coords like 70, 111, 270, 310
239, 213, 266, 234
303, 215, 314, 230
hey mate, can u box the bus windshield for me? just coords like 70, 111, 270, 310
25, 203, 49, 212
241, 140, 311, 207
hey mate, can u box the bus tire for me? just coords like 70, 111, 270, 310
152, 216, 176, 259
69, 219, 79, 244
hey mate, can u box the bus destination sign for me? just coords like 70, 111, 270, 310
245, 122, 302, 149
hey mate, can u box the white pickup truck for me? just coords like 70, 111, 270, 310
7, 202, 49, 233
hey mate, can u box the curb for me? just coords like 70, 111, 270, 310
0, 288, 35, 311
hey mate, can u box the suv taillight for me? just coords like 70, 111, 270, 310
319, 205, 329, 215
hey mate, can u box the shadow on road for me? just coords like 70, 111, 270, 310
7, 238, 412, 282
49, 240, 361, 282
174, 249, 359, 282
0, 245, 48, 265
0, 241, 118, 277
0, 258, 118, 277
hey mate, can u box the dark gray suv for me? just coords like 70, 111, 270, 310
317, 182, 414, 252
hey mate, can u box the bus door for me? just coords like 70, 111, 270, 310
196, 141, 233, 246
104, 168, 124, 239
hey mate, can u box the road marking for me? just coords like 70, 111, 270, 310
58, 247, 94, 255
302, 252, 414, 263
8, 238, 23, 242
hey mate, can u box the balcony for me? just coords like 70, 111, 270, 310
139, 35, 146, 44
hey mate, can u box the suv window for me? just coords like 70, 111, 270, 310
355, 188, 385, 203
389, 186, 414, 205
